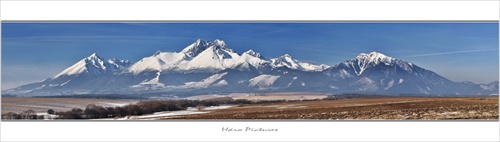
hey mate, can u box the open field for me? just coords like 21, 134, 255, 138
1, 98, 138, 113
163, 97, 499, 120
2, 96, 498, 120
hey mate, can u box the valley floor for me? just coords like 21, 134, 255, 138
162, 97, 498, 120
2, 96, 498, 120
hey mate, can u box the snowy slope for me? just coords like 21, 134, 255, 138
54, 53, 130, 78
4, 53, 131, 96
128, 51, 188, 74
328, 52, 471, 94
128, 39, 328, 74
248, 74, 280, 88
54, 53, 106, 78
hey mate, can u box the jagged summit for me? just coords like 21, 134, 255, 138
53, 53, 130, 78
337, 51, 403, 75
273, 54, 295, 66
355, 51, 395, 65
209, 39, 236, 55
153, 50, 162, 56
53, 53, 106, 78
273, 54, 296, 68
212, 39, 227, 48
181, 39, 234, 58
181, 39, 211, 57
243, 49, 264, 58
88, 53, 99, 58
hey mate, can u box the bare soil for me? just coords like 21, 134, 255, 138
165, 97, 499, 120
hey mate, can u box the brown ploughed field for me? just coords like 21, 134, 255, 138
166, 97, 498, 120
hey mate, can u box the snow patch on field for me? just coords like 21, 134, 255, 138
105, 102, 132, 107
204, 105, 233, 110
120, 105, 233, 120
135, 111, 208, 119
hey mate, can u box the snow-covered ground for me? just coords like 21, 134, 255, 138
111, 105, 234, 120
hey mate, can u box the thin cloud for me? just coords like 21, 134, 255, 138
402, 49, 498, 58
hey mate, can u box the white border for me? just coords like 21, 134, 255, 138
1, 1, 499, 142
1, 122, 498, 141
1, 1, 499, 21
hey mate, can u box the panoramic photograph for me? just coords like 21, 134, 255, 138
1, 22, 498, 120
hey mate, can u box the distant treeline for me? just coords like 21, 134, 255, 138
1, 109, 43, 119
1, 94, 17, 98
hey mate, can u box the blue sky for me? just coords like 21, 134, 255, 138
1, 23, 498, 90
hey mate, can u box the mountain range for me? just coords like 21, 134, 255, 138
3, 39, 498, 97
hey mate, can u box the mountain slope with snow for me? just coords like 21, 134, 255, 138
271, 54, 330, 72
328, 52, 459, 94
3, 39, 498, 97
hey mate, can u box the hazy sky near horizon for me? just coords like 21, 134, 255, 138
1, 23, 498, 90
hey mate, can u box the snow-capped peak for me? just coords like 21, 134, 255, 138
54, 53, 130, 78
273, 54, 296, 67
271, 54, 329, 72
89, 53, 98, 57
340, 51, 416, 75
128, 39, 332, 74
243, 49, 264, 58
213, 39, 227, 48
181, 39, 211, 57
83, 53, 107, 71
355, 51, 394, 64
54, 53, 106, 78
212, 39, 235, 53
86, 53, 102, 61
181, 39, 236, 58
153, 50, 162, 56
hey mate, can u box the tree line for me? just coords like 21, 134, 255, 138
2, 109, 43, 119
